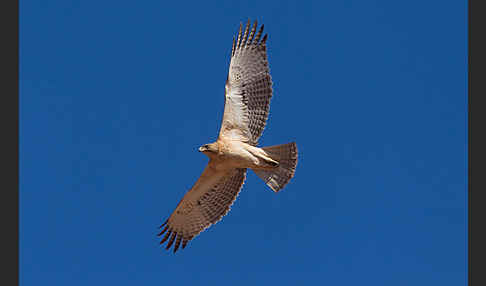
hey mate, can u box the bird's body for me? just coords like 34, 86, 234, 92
158, 20, 298, 253
202, 140, 279, 170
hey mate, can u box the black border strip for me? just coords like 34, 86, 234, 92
467, 0, 470, 281
2, 0, 19, 285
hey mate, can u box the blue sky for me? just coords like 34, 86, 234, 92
20, 0, 467, 285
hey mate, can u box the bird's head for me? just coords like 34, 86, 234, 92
198, 142, 218, 155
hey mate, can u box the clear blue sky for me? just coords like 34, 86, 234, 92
20, 0, 467, 285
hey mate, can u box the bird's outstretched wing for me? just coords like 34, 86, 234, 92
218, 19, 273, 145
158, 167, 246, 252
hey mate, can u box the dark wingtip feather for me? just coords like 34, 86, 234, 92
248, 20, 258, 45
236, 22, 243, 49
182, 239, 188, 249
173, 236, 182, 253
159, 219, 168, 228
160, 230, 172, 244
261, 34, 268, 44
254, 24, 265, 44
165, 232, 177, 250
241, 19, 251, 48
157, 225, 169, 237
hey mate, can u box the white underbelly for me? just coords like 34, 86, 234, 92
219, 141, 263, 169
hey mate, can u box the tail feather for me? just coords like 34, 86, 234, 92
252, 142, 298, 192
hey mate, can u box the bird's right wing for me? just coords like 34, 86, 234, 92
158, 167, 247, 253
218, 20, 273, 145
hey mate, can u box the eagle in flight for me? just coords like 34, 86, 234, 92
158, 20, 298, 253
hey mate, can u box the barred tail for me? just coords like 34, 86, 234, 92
252, 142, 298, 192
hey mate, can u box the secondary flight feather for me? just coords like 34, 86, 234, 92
158, 20, 298, 253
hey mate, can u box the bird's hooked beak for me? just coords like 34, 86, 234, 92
198, 145, 207, 152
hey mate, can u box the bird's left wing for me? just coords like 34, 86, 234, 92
218, 20, 273, 145
158, 167, 247, 253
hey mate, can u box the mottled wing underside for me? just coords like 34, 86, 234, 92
219, 20, 273, 145
158, 168, 247, 253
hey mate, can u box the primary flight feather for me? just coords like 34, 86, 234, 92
158, 20, 298, 253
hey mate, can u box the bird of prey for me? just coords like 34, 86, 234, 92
158, 20, 298, 253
